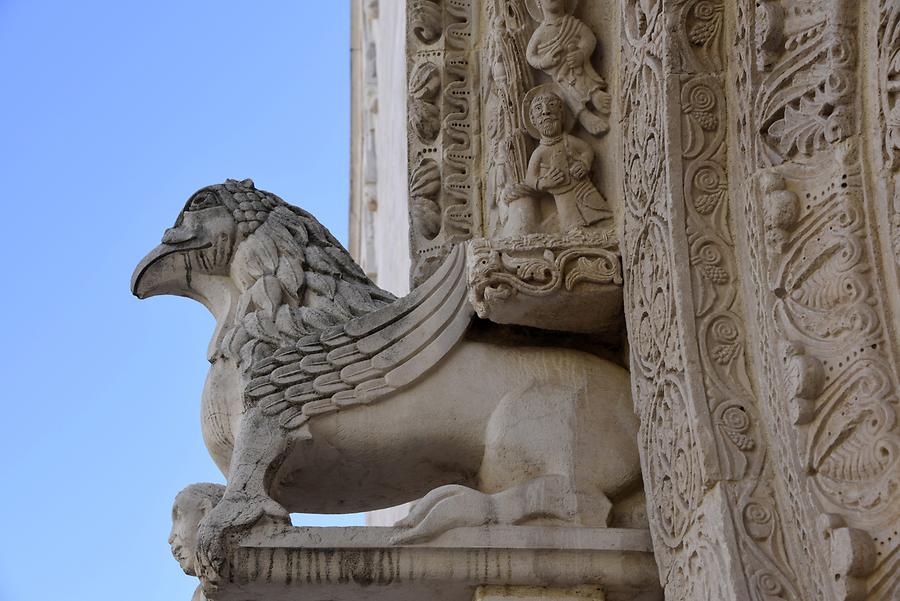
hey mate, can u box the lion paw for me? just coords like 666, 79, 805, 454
390, 485, 493, 544
195, 492, 290, 580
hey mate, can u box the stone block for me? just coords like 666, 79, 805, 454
474, 585, 606, 601
209, 526, 661, 601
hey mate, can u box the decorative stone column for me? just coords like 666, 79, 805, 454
619, 2, 780, 598
376, 1, 900, 599
731, 1, 900, 599
619, 1, 900, 600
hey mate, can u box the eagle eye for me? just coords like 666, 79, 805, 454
187, 192, 218, 212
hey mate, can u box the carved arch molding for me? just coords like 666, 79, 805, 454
404, 1, 900, 599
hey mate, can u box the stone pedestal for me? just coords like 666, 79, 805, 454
475, 585, 608, 601
208, 526, 661, 601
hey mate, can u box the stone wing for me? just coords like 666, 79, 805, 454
245, 244, 472, 430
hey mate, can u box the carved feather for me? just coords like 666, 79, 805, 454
243, 245, 473, 429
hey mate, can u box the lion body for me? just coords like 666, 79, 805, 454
134, 180, 641, 557
201, 337, 640, 518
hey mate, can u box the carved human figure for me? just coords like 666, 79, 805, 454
169, 483, 225, 601
525, 0, 611, 135
524, 88, 611, 230
486, 62, 514, 236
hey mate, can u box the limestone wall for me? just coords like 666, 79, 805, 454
350, 0, 411, 297
350, 0, 413, 528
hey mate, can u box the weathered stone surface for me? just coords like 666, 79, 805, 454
132, 0, 900, 599
365, 0, 900, 599
617, 0, 900, 599
350, 0, 411, 296
170, 484, 226, 601
401, 0, 623, 334
475, 585, 608, 601
135, 179, 645, 595
205, 526, 661, 601
466, 232, 623, 336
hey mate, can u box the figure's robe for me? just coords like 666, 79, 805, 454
527, 135, 611, 229
526, 15, 606, 111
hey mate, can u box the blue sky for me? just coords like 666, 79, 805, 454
0, 2, 363, 599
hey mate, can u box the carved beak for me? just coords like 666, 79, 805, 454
131, 227, 210, 299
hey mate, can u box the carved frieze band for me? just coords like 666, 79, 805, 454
880, 0, 900, 265
735, 1, 900, 599
620, 1, 832, 600
621, 0, 706, 590
407, 0, 479, 286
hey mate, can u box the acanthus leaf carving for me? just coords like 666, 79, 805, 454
749, 7, 900, 581
760, 147, 900, 529
756, 1, 858, 165
466, 231, 624, 335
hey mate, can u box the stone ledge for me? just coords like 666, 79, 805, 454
211, 526, 662, 601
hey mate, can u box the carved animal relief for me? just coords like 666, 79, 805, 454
131, 0, 900, 598
133, 179, 647, 596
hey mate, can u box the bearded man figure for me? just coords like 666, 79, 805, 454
524, 87, 612, 230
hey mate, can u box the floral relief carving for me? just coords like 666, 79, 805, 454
762, 150, 900, 530
671, 0, 725, 73
755, 1, 858, 165
622, 1, 706, 586
466, 232, 624, 334
736, 475, 803, 601
748, 4, 900, 599
732, 4, 867, 599
627, 218, 682, 384
679, 48, 803, 600
621, 1, 826, 599
641, 377, 703, 555
665, 501, 736, 601
730, 2, 836, 599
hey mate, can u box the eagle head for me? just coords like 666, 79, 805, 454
130, 178, 276, 301
132, 178, 394, 366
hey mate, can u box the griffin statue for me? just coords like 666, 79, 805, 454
132, 179, 640, 581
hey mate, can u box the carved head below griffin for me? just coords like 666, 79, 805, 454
131, 178, 394, 367
168, 483, 225, 577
